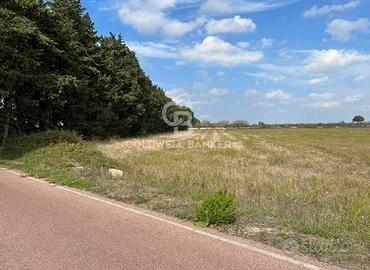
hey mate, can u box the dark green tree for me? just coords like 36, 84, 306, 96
0, 0, 58, 144
96, 34, 181, 137
0, 0, 196, 143
352, 115, 365, 123
48, 0, 101, 136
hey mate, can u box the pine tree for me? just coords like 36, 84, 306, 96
0, 0, 196, 142
0, 0, 56, 143
49, 0, 101, 136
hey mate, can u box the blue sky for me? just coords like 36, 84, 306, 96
81, 0, 370, 123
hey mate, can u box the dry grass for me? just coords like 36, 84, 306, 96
93, 128, 370, 269
2, 129, 368, 268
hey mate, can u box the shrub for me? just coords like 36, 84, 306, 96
5, 131, 82, 151
196, 188, 237, 226
1, 131, 116, 169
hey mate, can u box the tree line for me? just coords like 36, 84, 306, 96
195, 120, 250, 128
0, 0, 196, 144
196, 116, 368, 129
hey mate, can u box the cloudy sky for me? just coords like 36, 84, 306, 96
82, 0, 370, 123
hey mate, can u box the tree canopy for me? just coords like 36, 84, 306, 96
352, 115, 365, 123
0, 0, 195, 143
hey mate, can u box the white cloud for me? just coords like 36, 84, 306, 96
304, 92, 339, 109
353, 75, 367, 82
166, 82, 231, 108
175, 60, 186, 66
254, 100, 274, 108
265, 89, 294, 101
192, 98, 219, 108
344, 94, 363, 103
303, 0, 360, 18
255, 50, 370, 86
245, 72, 286, 82
308, 101, 340, 109
245, 89, 258, 97
259, 38, 273, 48
118, 0, 206, 38
217, 71, 225, 76
305, 49, 370, 74
308, 92, 336, 100
256, 63, 302, 77
236, 42, 251, 49
326, 18, 370, 42
309, 76, 329, 85
209, 87, 230, 96
127, 41, 178, 59
200, 0, 296, 15
180, 36, 263, 67
205, 16, 256, 34
166, 88, 192, 106
303, 92, 365, 109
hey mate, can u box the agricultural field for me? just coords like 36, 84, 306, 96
1, 128, 369, 269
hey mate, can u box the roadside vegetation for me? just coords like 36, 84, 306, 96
196, 188, 237, 227
1, 128, 369, 269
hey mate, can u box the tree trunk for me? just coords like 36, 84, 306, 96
1, 97, 11, 146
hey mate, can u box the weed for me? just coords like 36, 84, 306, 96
196, 189, 237, 226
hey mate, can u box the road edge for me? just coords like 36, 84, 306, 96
1, 167, 342, 270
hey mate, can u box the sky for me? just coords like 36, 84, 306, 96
81, 0, 370, 124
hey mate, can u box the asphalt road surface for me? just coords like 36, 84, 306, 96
0, 169, 341, 270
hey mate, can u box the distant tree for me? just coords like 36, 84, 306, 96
173, 105, 199, 131
200, 120, 212, 127
217, 120, 230, 127
258, 121, 266, 127
352, 115, 365, 123
230, 120, 249, 128
193, 122, 200, 128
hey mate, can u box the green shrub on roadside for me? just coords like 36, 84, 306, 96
196, 188, 237, 226
1, 131, 116, 171
0, 131, 118, 191
5, 131, 82, 152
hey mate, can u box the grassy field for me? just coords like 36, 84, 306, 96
1, 128, 369, 269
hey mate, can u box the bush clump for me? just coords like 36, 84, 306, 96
5, 131, 82, 152
196, 188, 237, 226
2, 131, 116, 169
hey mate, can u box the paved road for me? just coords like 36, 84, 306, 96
0, 169, 341, 270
